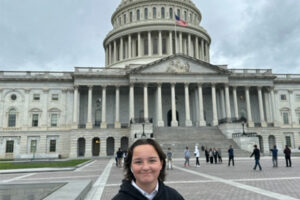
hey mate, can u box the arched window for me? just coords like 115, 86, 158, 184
169, 8, 173, 19
123, 14, 127, 24
184, 11, 187, 21
8, 108, 17, 127
137, 9, 140, 21
153, 7, 157, 19
177, 9, 181, 18
161, 7, 165, 19
144, 8, 148, 20
130, 11, 133, 22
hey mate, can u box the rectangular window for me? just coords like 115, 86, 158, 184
184, 11, 187, 21
33, 94, 40, 101
153, 7, 156, 19
283, 112, 289, 125
52, 94, 59, 101
161, 7, 165, 19
51, 114, 58, 127
130, 12, 133, 22
123, 14, 126, 24
144, 8, 148, 20
169, 8, 173, 19
162, 38, 167, 54
137, 10, 140, 21
285, 136, 292, 148
144, 38, 148, 55
50, 140, 56, 152
32, 114, 39, 127
30, 140, 37, 153
8, 114, 16, 127
177, 9, 180, 18
6, 141, 14, 153
152, 38, 158, 55
280, 94, 287, 101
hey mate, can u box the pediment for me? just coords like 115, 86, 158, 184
130, 55, 230, 75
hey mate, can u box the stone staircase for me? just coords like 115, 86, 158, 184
154, 127, 250, 158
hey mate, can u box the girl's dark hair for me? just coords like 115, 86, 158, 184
124, 139, 166, 182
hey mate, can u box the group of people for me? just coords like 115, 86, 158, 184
204, 147, 223, 164
115, 148, 127, 168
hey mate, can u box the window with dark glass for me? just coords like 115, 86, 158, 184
190, 13, 193, 23
8, 109, 16, 127
153, 7, 156, 19
153, 37, 158, 55
161, 7, 165, 19
51, 114, 58, 127
169, 8, 173, 19
144, 38, 148, 55
11, 94, 17, 101
130, 12, 133, 22
52, 94, 59, 101
162, 38, 167, 54
285, 136, 292, 147
137, 9, 140, 21
32, 114, 39, 127
177, 9, 180, 18
283, 112, 289, 124
30, 140, 37, 153
184, 11, 187, 21
50, 140, 56, 152
123, 14, 126, 24
280, 94, 287, 101
6, 141, 14, 153
33, 94, 40, 101
144, 8, 148, 19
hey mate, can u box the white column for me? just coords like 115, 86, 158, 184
138, 33, 142, 57
101, 86, 107, 128
72, 86, 79, 129
42, 89, 49, 129
211, 84, 218, 126
271, 88, 279, 126
158, 31, 162, 56
258, 87, 267, 127
184, 83, 192, 126
115, 86, 121, 128
245, 87, 254, 127
188, 34, 192, 57
195, 37, 199, 59
114, 40, 117, 63
205, 42, 209, 62
105, 47, 109, 66
169, 31, 173, 55
157, 83, 164, 127
179, 32, 183, 54
207, 42, 210, 63
200, 39, 204, 60
198, 84, 206, 126
233, 87, 239, 119
289, 90, 297, 127
86, 85, 93, 129
129, 84, 135, 123
220, 89, 226, 118
144, 84, 149, 122
175, 32, 179, 54
225, 84, 232, 121
148, 32, 152, 56
171, 83, 178, 127
120, 37, 124, 61
128, 35, 132, 59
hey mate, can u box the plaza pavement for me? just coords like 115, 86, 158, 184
1, 157, 300, 200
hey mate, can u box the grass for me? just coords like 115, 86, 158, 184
0, 159, 90, 170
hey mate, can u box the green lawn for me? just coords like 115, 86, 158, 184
0, 159, 90, 170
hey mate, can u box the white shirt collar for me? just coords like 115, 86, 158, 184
131, 180, 159, 200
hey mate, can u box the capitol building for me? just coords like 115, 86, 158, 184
1, 0, 300, 159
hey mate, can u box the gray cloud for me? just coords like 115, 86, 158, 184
1, 0, 300, 73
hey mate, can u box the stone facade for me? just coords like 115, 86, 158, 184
1, 0, 300, 159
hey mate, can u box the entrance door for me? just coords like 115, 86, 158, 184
268, 135, 276, 149
92, 137, 100, 156
78, 138, 85, 157
106, 137, 115, 156
121, 137, 129, 152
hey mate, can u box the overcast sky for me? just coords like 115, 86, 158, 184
1, 0, 300, 73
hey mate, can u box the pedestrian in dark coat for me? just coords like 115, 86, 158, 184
284, 145, 292, 167
213, 148, 218, 164
250, 145, 262, 170
270, 145, 278, 167
228, 145, 234, 166
205, 147, 209, 163
112, 139, 184, 200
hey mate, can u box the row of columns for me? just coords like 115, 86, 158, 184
105, 31, 210, 66
72, 84, 277, 129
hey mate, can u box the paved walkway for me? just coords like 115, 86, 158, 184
0, 157, 300, 200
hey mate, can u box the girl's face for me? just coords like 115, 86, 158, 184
131, 144, 163, 187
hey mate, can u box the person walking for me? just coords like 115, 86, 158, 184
213, 148, 218, 164
217, 148, 222, 163
250, 145, 262, 171
117, 148, 124, 168
194, 145, 200, 167
166, 147, 173, 170
284, 145, 292, 167
205, 147, 209, 163
270, 145, 278, 167
228, 145, 234, 166
184, 146, 190, 167
209, 148, 214, 164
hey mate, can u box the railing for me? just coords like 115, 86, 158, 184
74, 67, 126, 75
130, 118, 153, 124
0, 71, 72, 79
229, 69, 272, 74
275, 74, 300, 79
232, 132, 257, 138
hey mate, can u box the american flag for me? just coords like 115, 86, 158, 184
175, 15, 187, 27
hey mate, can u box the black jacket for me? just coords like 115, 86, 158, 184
112, 180, 184, 200
250, 148, 260, 160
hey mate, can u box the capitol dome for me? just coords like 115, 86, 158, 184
103, 0, 211, 68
